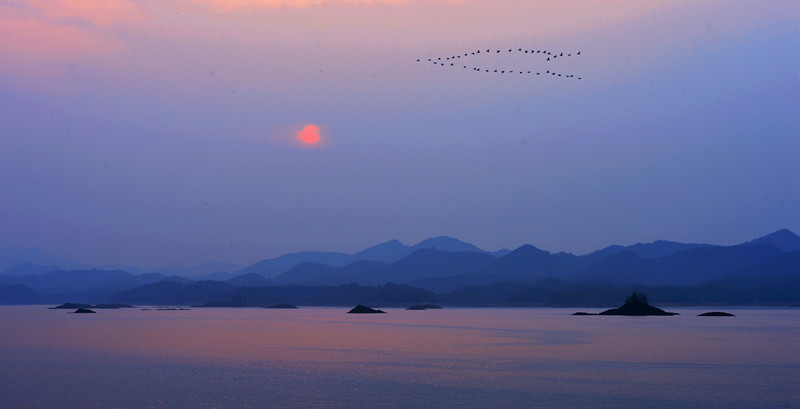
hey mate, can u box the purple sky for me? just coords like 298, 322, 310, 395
1, 0, 798, 267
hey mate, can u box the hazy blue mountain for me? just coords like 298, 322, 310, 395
273, 249, 496, 286
406, 246, 579, 292
98, 262, 244, 278
0, 269, 183, 302
0, 247, 87, 272
389, 249, 496, 281
2, 263, 61, 276
0, 284, 42, 304
729, 249, 799, 279
580, 240, 708, 267
235, 251, 356, 278
109, 280, 236, 305
744, 229, 800, 252
237, 236, 499, 278
227, 272, 274, 287
412, 236, 510, 258
274, 260, 389, 285
2, 229, 797, 306
411, 236, 484, 253
352, 239, 412, 263
408, 272, 510, 293
576, 251, 650, 284
475, 244, 577, 281
193, 271, 236, 281
578, 244, 786, 286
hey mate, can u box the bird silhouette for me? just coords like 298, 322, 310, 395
418, 46, 585, 80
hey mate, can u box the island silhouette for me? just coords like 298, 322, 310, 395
573, 292, 678, 316
347, 305, 385, 314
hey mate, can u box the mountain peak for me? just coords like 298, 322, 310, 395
412, 236, 484, 253
745, 229, 800, 252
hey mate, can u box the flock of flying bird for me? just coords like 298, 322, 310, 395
418, 47, 582, 79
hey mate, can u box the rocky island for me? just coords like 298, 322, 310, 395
347, 304, 385, 314
573, 292, 678, 316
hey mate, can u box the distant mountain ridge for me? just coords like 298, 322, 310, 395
236, 236, 508, 278
1, 229, 797, 306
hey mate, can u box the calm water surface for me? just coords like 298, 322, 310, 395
1, 306, 797, 408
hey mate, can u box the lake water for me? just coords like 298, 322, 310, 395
1, 306, 797, 408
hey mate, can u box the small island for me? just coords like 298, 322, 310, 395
698, 311, 735, 317
347, 304, 385, 314
72, 308, 96, 314
50, 303, 134, 310
405, 304, 442, 310
573, 292, 678, 316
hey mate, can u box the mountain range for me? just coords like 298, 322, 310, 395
1, 229, 798, 306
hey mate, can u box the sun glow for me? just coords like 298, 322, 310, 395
298, 124, 322, 145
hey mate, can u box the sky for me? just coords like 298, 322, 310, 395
1, 0, 798, 268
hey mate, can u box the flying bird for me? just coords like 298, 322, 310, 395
417, 45, 585, 80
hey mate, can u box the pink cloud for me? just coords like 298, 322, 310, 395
187, 0, 467, 13
0, 18, 122, 61
28, 0, 149, 26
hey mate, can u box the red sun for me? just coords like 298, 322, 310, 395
298, 125, 321, 145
